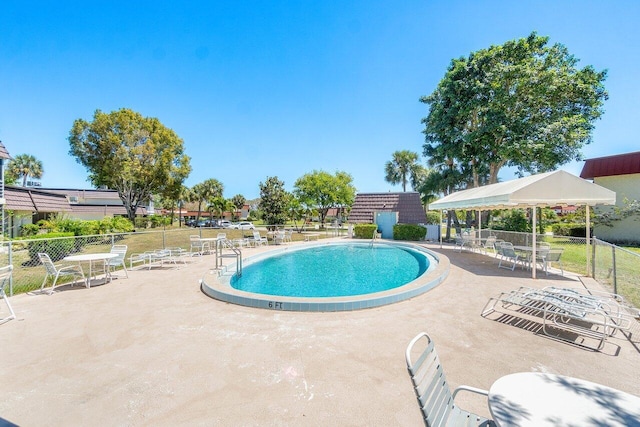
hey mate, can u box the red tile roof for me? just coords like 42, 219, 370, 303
580, 151, 640, 179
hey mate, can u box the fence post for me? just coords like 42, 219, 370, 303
591, 237, 596, 279
611, 244, 617, 295
8, 241, 13, 297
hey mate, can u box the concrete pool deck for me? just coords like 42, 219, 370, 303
1, 238, 639, 426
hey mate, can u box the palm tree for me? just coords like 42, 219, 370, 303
192, 179, 223, 222
7, 154, 44, 186
384, 150, 424, 192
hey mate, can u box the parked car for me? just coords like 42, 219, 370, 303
231, 221, 255, 230
218, 220, 232, 228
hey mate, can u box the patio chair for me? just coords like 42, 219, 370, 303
406, 332, 496, 427
0, 265, 16, 325
273, 230, 286, 245
38, 253, 87, 295
190, 235, 210, 256
497, 242, 521, 271
107, 244, 128, 278
543, 249, 564, 276
481, 236, 497, 255
284, 230, 293, 243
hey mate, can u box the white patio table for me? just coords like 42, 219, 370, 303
63, 253, 119, 287
488, 372, 640, 427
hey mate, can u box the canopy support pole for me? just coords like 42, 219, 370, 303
532, 206, 537, 279
439, 210, 443, 248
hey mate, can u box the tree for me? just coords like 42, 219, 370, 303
68, 108, 191, 222
258, 176, 289, 229
231, 194, 246, 220
421, 32, 608, 187
192, 179, 223, 222
384, 150, 425, 192
6, 154, 44, 187
293, 170, 356, 225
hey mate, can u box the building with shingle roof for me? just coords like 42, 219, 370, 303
349, 192, 427, 224
3, 186, 148, 238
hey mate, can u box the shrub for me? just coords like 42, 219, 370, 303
354, 224, 378, 238
393, 224, 427, 241
552, 223, 591, 237
20, 223, 39, 237
26, 232, 75, 265
425, 211, 440, 225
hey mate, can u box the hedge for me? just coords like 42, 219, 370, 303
354, 224, 378, 239
393, 224, 427, 241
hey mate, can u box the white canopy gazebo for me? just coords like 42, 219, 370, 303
428, 170, 616, 278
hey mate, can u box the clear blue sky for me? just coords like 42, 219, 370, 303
2, 1, 638, 199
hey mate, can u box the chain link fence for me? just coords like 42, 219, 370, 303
0, 227, 215, 296
1, 225, 338, 297
592, 238, 640, 309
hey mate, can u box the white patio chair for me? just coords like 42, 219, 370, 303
406, 332, 496, 426
284, 230, 293, 243
0, 265, 16, 325
481, 236, 497, 255
190, 235, 210, 256
497, 242, 521, 271
38, 253, 87, 294
107, 244, 128, 278
544, 249, 564, 276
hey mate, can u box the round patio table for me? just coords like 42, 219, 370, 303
488, 372, 640, 426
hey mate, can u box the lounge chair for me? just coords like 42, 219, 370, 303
107, 245, 128, 278
38, 253, 87, 294
0, 265, 16, 324
482, 288, 615, 350
406, 332, 496, 426
251, 231, 268, 247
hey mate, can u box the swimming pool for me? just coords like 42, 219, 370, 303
231, 243, 429, 297
201, 241, 450, 312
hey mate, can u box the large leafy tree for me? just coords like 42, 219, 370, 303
293, 170, 356, 225
259, 176, 289, 229
6, 154, 44, 186
69, 108, 191, 222
384, 150, 425, 192
421, 32, 608, 187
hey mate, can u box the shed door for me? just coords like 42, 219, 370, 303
375, 212, 398, 239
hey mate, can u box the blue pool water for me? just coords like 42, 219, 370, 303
230, 243, 429, 297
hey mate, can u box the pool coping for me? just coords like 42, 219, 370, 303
200, 240, 450, 312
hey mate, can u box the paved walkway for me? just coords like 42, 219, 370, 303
1, 240, 639, 426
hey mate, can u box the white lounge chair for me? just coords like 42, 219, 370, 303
406, 332, 496, 426
251, 231, 268, 247
38, 253, 87, 294
107, 244, 128, 278
0, 265, 16, 325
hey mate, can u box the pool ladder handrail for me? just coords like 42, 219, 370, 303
370, 230, 381, 247
215, 239, 243, 276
